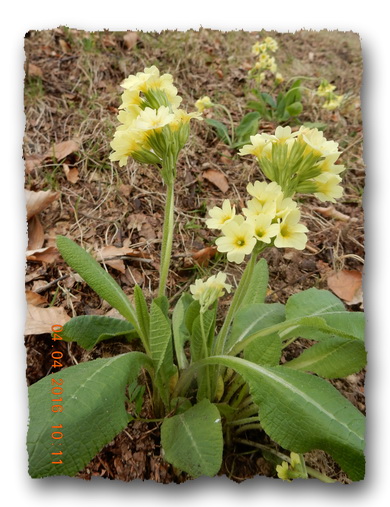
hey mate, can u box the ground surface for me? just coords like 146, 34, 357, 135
24, 28, 365, 483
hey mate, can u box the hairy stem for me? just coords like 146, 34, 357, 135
158, 182, 174, 298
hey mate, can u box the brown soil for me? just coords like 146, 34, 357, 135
24, 28, 365, 483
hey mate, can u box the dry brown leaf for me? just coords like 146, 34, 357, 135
63, 163, 79, 184
28, 63, 43, 77
28, 215, 45, 250
105, 259, 126, 274
25, 154, 45, 174
25, 290, 48, 307
25, 189, 60, 220
123, 31, 138, 50
59, 38, 71, 53
26, 246, 59, 264
327, 269, 363, 305
192, 246, 218, 266
203, 169, 229, 193
313, 205, 355, 222
25, 304, 70, 335
99, 245, 149, 260
44, 139, 80, 160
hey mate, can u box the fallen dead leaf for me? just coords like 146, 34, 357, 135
63, 163, 79, 184
25, 304, 70, 335
123, 31, 138, 50
192, 246, 218, 266
28, 215, 45, 250
25, 189, 60, 220
98, 245, 151, 274
25, 290, 48, 307
313, 205, 355, 222
327, 269, 363, 305
28, 63, 43, 77
26, 246, 59, 264
203, 169, 229, 193
25, 154, 45, 174
44, 139, 80, 160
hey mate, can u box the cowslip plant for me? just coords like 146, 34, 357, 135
195, 95, 261, 150
27, 66, 365, 483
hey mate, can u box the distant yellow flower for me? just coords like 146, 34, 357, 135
274, 209, 308, 250
195, 96, 213, 112
316, 80, 336, 97
190, 272, 232, 310
313, 173, 343, 202
322, 94, 344, 110
206, 200, 236, 230
246, 214, 279, 243
134, 106, 175, 131
216, 216, 257, 264
264, 36, 278, 52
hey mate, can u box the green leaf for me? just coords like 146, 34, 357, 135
244, 333, 282, 366
149, 299, 174, 376
286, 101, 303, 116
203, 355, 365, 481
235, 112, 260, 142
172, 293, 193, 369
184, 299, 201, 333
190, 310, 215, 363
240, 258, 269, 307
284, 336, 367, 378
60, 315, 137, 350
161, 399, 223, 478
56, 236, 138, 330
27, 352, 152, 478
133, 285, 150, 345
205, 118, 230, 145
226, 303, 285, 353
282, 288, 365, 342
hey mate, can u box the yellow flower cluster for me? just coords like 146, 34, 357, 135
190, 272, 232, 311
316, 79, 344, 111
109, 66, 201, 176
195, 96, 214, 113
206, 181, 308, 264
239, 126, 345, 202
276, 452, 302, 481
249, 36, 281, 84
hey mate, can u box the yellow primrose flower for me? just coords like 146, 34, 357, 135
246, 214, 279, 244
316, 80, 336, 98
119, 89, 143, 110
264, 36, 278, 52
275, 72, 284, 84
251, 42, 267, 55
242, 197, 276, 219
266, 126, 299, 145
190, 272, 232, 311
322, 94, 344, 110
239, 134, 272, 158
109, 128, 148, 167
290, 452, 301, 469
117, 107, 143, 128
274, 208, 308, 250
134, 106, 175, 131
298, 127, 340, 157
313, 173, 343, 203
169, 109, 202, 131
195, 96, 213, 112
206, 200, 236, 229
318, 152, 345, 175
246, 181, 284, 206
216, 216, 257, 264
121, 65, 160, 92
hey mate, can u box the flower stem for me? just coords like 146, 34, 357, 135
158, 181, 174, 299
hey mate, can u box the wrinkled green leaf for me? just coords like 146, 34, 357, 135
240, 258, 269, 308
284, 336, 366, 378
27, 352, 152, 478
203, 355, 365, 481
60, 315, 137, 350
56, 236, 138, 330
161, 399, 223, 478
